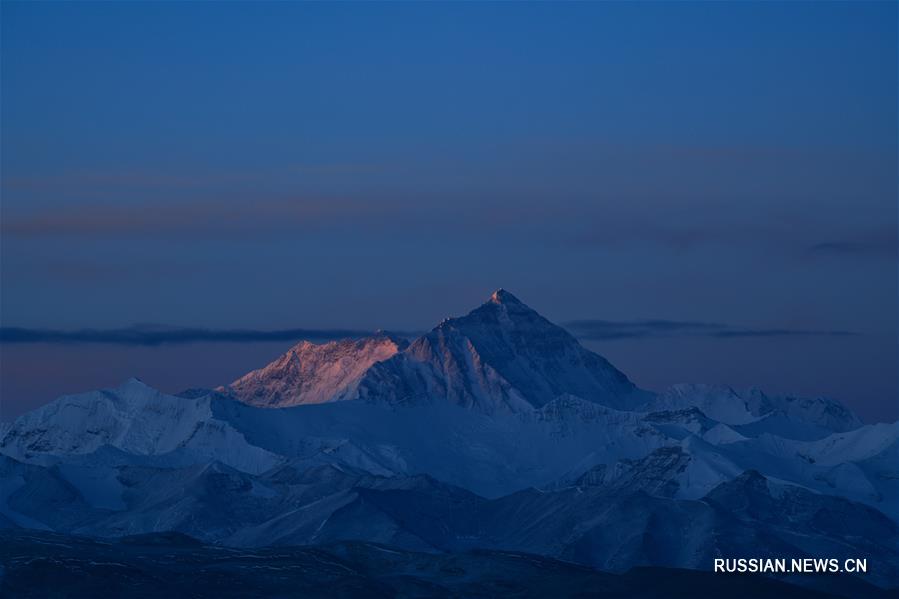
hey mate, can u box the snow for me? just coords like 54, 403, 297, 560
0, 288, 895, 557
0, 378, 213, 459
222, 334, 406, 407
800, 422, 898, 466
644, 383, 864, 440
222, 291, 646, 414
701, 423, 748, 445
647, 384, 760, 425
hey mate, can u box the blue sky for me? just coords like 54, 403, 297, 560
1, 1, 896, 420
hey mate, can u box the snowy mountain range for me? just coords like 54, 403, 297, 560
1, 290, 897, 590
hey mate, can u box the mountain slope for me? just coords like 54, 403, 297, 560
4, 451, 896, 589
645, 384, 862, 441
222, 333, 407, 407
0, 379, 282, 475
353, 289, 644, 413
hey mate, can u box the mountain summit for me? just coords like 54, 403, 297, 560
223, 290, 641, 413
488, 288, 522, 305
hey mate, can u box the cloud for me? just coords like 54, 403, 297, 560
564, 319, 857, 340
0, 325, 418, 346
1, 164, 389, 193
4, 178, 894, 267
0, 198, 381, 239
0, 320, 857, 346
808, 240, 897, 258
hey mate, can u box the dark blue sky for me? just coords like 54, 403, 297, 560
1, 2, 896, 421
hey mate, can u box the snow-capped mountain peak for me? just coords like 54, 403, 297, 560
488, 288, 522, 305
222, 332, 407, 407
0, 379, 214, 459
216, 291, 642, 413
350, 290, 645, 412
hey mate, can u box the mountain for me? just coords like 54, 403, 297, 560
219, 289, 644, 413
3, 451, 895, 591
0, 378, 282, 475
1, 289, 896, 592
644, 384, 863, 441
222, 333, 407, 407
0, 377, 210, 457
0, 381, 670, 499
360, 289, 647, 412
